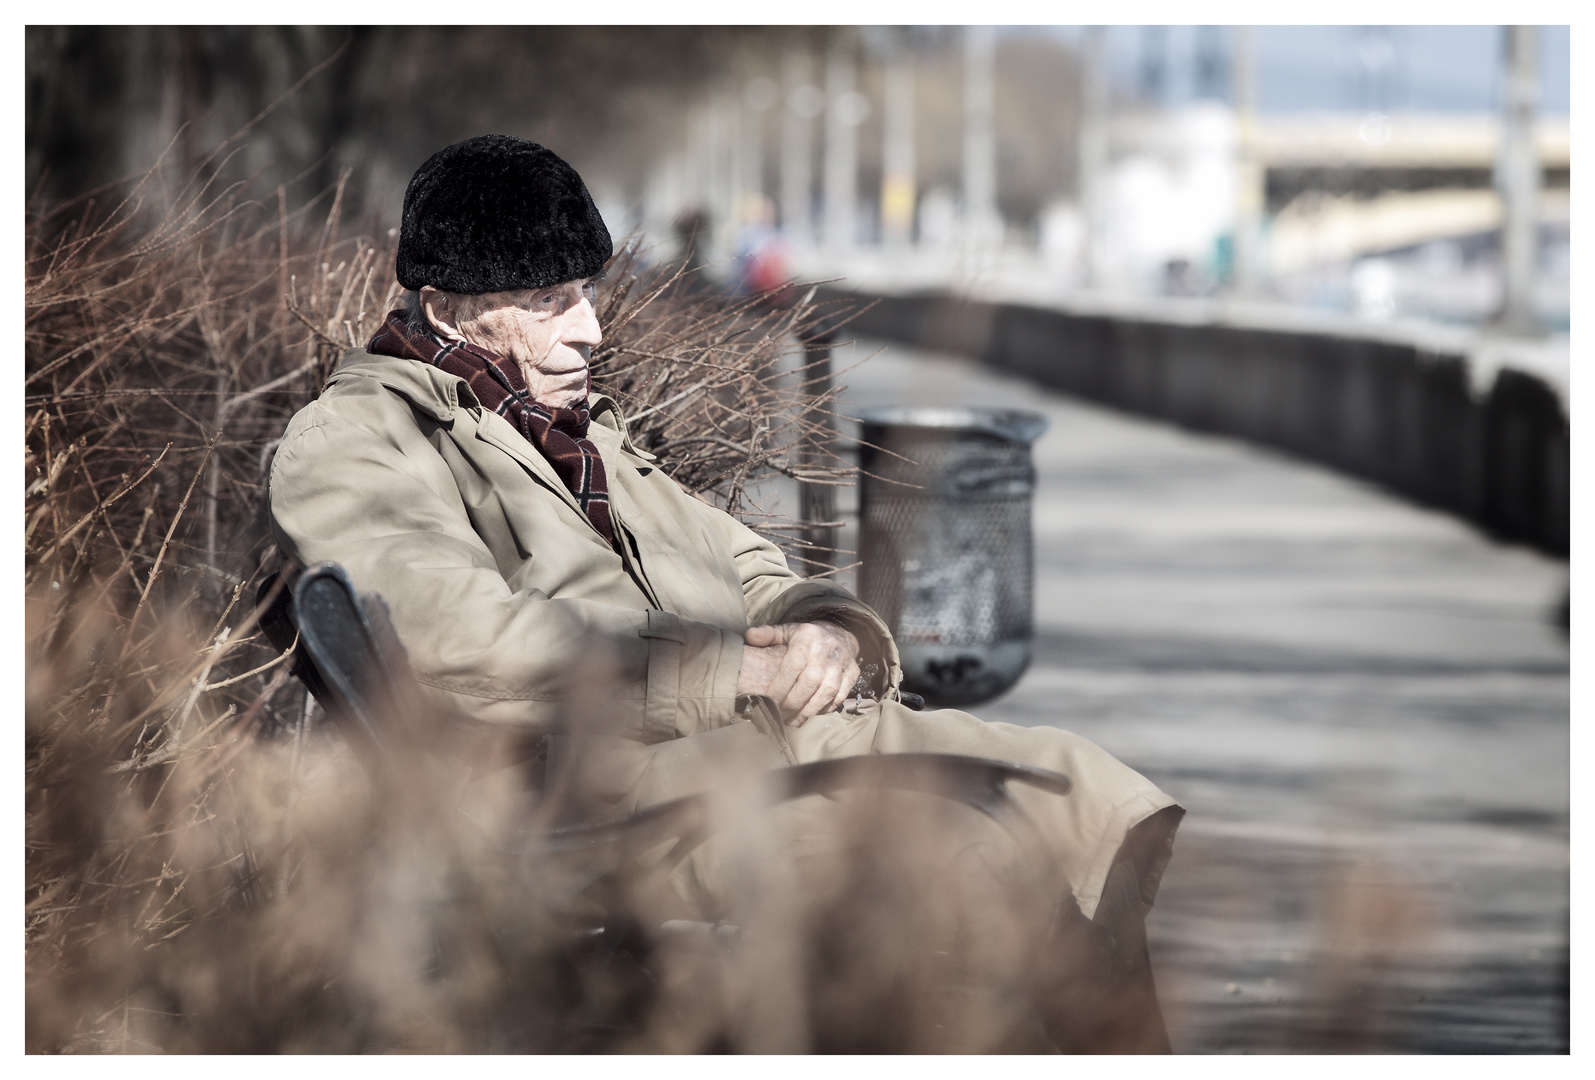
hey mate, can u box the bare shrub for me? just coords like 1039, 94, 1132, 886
24, 146, 891, 1052
28, 612, 1064, 1052
592, 250, 861, 571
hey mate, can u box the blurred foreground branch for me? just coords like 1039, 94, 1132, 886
25, 145, 880, 1052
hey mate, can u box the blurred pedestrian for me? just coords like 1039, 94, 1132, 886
731, 193, 794, 305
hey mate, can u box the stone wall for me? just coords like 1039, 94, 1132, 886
828, 289, 1568, 557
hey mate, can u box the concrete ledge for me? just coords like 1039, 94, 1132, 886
825, 287, 1568, 557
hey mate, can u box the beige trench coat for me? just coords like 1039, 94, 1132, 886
268, 348, 1179, 919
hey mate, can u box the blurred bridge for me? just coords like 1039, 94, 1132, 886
828, 334, 1569, 1053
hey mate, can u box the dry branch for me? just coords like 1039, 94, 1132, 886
25, 143, 875, 1053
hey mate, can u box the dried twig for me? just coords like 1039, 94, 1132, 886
24, 130, 873, 1055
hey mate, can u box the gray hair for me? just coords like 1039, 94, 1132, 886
402, 290, 435, 338
403, 288, 498, 340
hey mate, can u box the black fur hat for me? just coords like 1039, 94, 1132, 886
396, 135, 613, 294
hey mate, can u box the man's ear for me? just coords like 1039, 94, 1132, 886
420, 287, 466, 341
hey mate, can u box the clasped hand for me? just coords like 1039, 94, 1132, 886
736, 621, 863, 726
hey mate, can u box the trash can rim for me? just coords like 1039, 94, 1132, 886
850, 406, 1050, 444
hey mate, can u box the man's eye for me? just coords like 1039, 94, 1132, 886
582, 282, 597, 301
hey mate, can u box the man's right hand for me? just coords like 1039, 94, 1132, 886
736, 621, 862, 726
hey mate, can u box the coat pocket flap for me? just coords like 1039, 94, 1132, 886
638, 608, 688, 643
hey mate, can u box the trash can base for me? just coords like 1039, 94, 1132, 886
901, 639, 1033, 708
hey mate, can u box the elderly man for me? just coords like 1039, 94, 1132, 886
268, 135, 1182, 1051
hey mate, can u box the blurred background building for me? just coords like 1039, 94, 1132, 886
28, 25, 1571, 334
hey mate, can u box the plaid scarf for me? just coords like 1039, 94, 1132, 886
367, 310, 615, 546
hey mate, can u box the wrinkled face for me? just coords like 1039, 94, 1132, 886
423, 279, 602, 409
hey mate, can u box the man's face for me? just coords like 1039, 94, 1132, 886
425, 279, 602, 409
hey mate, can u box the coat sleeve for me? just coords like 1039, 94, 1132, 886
691, 496, 902, 698
268, 402, 745, 743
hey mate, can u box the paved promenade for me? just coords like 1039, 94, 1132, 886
827, 336, 1570, 1053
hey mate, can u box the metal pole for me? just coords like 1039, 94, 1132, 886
1078, 26, 1108, 289
694, 104, 720, 241
743, 75, 778, 207
1497, 25, 1541, 334
798, 328, 837, 575
823, 43, 859, 255
1231, 26, 1262, 295
882, 46, 916, 253
1139, 25, 1166, 102
702, 105, 720, 234
726, 93, 746, 234
962, 25, 998, 267
782, 50, 819, 250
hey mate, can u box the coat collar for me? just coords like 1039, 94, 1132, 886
329, 347, 655, 460
328, 346, 658, 531
328, 347, 464, 421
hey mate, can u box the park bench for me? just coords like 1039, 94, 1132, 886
255, 562, 1073, 902
249, 564, 1194, 1052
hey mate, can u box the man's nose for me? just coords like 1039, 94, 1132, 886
561, 296, 602, 346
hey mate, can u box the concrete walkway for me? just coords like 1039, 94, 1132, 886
827, 336, 1570, 1053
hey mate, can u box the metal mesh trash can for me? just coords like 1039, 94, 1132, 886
856, 406, 1049, 707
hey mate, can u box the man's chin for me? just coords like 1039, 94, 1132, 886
525, 373, 589, 410
545, 389, 589, 410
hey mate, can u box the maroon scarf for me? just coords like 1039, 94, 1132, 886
367, 310, 616, 546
